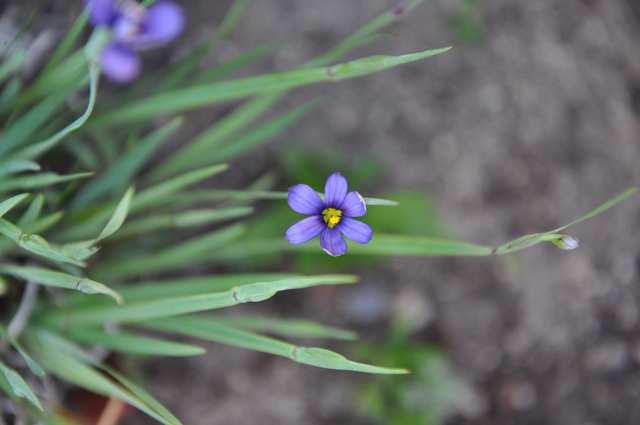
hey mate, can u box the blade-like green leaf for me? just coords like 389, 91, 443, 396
94, 224, 246, 280
0, 193, 30, 218
0, 325, 46, 377
194, 42, 279, 84
152, 94, 280, 180
206, 102, 315, 163
0, 265, 122, 303
305, 0, 426, 67
0, 172, 92, 192
0, 96, 65, 157
94, 47, 451, 125
0, 50, 25, 84
0, 361, 43, 411
133, 164, 228, 212
65, 328, 205, 357
115, 207, 252, 238
57, 164, 229, 242
169, 189, 396, 207
44, 275, 357, 326
14, 55, 101, 161
18, 194, 44, 226
0, 219, 85, 266
213, 234, 492, 260
99, 365, 183, 425
72, 118, 180, 208
0, 159, 41, 177
26, 332, 181, 425
494, 187, 638, 254
148, 316, 405, 374
42, 12, 88, 71
65, 274, 296, 312
97, 187, 135, 241
0, 78, 21, 115
216, 315, 357, 340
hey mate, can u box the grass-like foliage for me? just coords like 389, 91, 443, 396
0, 1, 635, 423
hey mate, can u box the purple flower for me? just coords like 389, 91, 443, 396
85, 0, 184, 83
285, 172, 373, 257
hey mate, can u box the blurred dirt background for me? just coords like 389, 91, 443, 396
7, 0, 640, 424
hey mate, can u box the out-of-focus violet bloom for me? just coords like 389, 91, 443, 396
285, 172, 373, 257
85, 0, 184, 83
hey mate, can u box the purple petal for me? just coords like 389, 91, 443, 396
320, 228, 348, 257
324, 172, 348, 207
338, 218, 372, 244
133, 1, 184, 48
285, 216, 324, 245
100, 43, 140, 83
288, 184, 323, 215
85, 0, 117, 26
341, 191, 367, 217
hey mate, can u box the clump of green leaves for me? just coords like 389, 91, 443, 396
0, 1, 635, 424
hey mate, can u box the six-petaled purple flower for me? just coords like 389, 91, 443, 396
286, 172, 373, 257
85, 0, 184, 83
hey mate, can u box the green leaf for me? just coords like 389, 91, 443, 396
206, 102, 315, 163
14, 56, 101, 161
194, 42, 279, 84
0, 193, 30, 218
152, 94, 280, 180
0, 50, 25, 84
0, 96, 65, 157
19, 52, 85, 105
65, 328, 205, 357
213, 234, 492, 260
168, 189, 396, 207
216, 315, 357, 340
67, 273, 296, 308
57, 165, 228, 242
0, 159, 41, 177
99, 365, 183, 425
42, 12, 88, 71
72, 119, 181, 208
148, 316, 405, 374
0, 219, 85, 266
494, 187, 638, 254
0, 325, 46, 377
94, 47, 451, 125
0, 361, 43, 411
44, 275, 357, 326
0, 172, 92, 192
96, 187, 135, 241
0, 78, 22, 115
94, 224, 246, 280
305, 0, 426, 67
133, 164, 228, 212
26, 332, 182, 425
115, 206, 253, 238
0, 265, 122, 303
18, 194, 44, 226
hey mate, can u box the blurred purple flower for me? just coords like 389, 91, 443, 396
85, 0, 184, 83
286, 172, 373, 257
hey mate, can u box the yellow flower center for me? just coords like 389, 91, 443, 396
322, 207, 342, 229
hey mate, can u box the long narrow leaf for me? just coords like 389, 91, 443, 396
148, 316, 405, 374
0, 361, 43, 411
72, 119, 180, 208
65, 328, 205, 357
0, 265, 122, 303
43, 275, 357, 326
94, 47, 451, 125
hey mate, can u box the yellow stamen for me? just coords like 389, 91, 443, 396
322, 207, 342, 229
